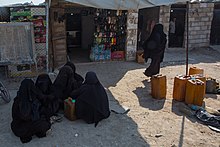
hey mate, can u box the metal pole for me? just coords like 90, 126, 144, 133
46, 2, 49, 73
186, 1, 189, 76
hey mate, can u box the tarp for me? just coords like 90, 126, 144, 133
0, 22, 36, 65
64, 0, 188, 10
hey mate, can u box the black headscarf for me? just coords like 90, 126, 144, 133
65, 61, 76, 73
35, 73, 52, 94
84, 71, 99, 84
35, 73, 59, 118
150, 23, 166, 45
71, 71, 110, 126
52, 62, 83, 96
53, 66, 74, 92
51, 65, 77, 104
51, 62, 83, 110
16, 79, 40, 121
82, 72, 109, 116
65, 61, 84, 87
143, 23, 167, 60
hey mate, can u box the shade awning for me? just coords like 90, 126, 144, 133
63, 0, 188, 10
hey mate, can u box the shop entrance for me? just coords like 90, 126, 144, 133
65, 8, 95, 63
50, 1, 127, 69
210, 4, 220, 45
65, 8, 128, 62
137, 7, 160, 50
169, 4, 186, 48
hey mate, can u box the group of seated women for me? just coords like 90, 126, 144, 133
11, 62, 110, 143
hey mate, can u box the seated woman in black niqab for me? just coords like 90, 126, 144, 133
142, 23, 167, 77
11, 79, 51, 143
70, 71, 110, 127
64, 61, 84, 88
51, 61, 84, 109
35, 73, 59, 119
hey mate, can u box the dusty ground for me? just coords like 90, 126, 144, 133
0, 46, 220, 147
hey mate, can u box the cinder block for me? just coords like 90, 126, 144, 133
189, 17, 195, 21
207, 3, 214, 7
192, 3, 200, 8
201, 17, 209, 21
201, 26, 207, 30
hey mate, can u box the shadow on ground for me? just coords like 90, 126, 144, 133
133, 79, 165, 111
163, 47, 220, 66
0, 61, 150, 146
204, 94, 218, 99
170, 98, 220, 147
0, 46, 220, 146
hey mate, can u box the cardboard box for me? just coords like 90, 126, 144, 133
136, 50, 145, 63
111, 51, 124, 60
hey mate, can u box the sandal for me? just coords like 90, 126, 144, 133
50, 115, 63, 124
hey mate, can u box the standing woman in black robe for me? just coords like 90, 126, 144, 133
11, 79, 51, 143
70, 71, 110, 127
143, 23, 167, 77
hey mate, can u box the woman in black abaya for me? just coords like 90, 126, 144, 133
51, 62, 84, 109
35, 73, 59, 119
70, 71, 110, 127
11, 79, 51, 143
143, 23, 167, 77
64, 61, 84, 88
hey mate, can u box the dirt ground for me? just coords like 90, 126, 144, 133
0, 46, 220, 147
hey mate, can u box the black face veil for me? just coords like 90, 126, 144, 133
35, 74, 52, 94
17, 79, 38, 119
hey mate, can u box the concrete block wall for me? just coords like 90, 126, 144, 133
159, 5, 170, 36
188, 3, 214, 48
159, 5, 170, 48
125, 2, 214, 59
126, 10, 138, 61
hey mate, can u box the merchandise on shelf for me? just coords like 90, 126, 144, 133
10, 6, 47, 71
90, 45, 111, 61
111, 51, 124, 60
32, 16, 46, 43
10, 7, 46, 43
90, 9, 127, 61
10, 7, 31, 17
